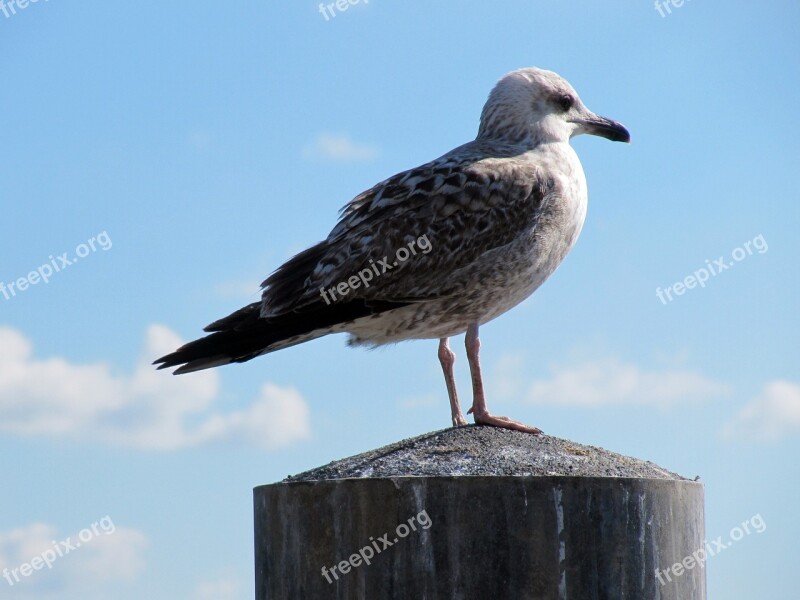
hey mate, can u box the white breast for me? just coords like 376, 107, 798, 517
469, 144, 588, 328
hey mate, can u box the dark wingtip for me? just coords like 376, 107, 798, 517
152, 349, 193, 373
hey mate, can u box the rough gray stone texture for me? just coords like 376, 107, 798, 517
286, 424, 687, 481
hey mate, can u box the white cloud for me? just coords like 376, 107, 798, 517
195, 578, 242, 600
523, 357, 730, 408
722, 380, 800, 441
0, 325, 311, 450
193, 383, 311, 450
303, 133, 378, 162
0, 521, 147, 600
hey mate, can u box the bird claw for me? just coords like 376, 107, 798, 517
452, 414, 469, 427
470, 409, 542, 435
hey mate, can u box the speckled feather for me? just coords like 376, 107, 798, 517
261, 144, 555, 316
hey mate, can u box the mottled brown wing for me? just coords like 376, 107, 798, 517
261, 154, 553, 315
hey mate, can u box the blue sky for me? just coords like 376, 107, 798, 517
0, 1, 797, 598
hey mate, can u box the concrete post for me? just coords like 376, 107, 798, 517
254, 426, 705, 599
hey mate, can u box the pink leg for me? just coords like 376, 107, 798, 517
465, 324, 542, 434
439, 338, 468, 427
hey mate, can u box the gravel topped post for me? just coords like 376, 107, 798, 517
254, 426, 705, 599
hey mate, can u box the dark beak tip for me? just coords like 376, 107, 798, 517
606, 121, 631, 144
580, 116, 630, 144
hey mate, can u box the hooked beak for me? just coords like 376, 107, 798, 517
573, 113, 631, 143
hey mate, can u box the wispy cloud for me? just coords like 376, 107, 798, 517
303, 133, 379, 162
722, 380, 800, 441
0, 522, 147, 600
0, 325, 311, 450
493, 355, 730, 408
397, 394, 437, 409
195, 577, 241, 600
213, 278, 262, 301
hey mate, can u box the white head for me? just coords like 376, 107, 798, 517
477, 67, 630, 146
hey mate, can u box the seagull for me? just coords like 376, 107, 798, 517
154, 67, 629, 434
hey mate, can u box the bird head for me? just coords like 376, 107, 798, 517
477, 67, 630, 146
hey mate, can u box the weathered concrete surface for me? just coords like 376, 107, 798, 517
255, 426, 705, 600
286, 425, 688, 481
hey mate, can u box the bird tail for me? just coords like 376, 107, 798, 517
152, 302, 307, 374
153, 298, 409, 374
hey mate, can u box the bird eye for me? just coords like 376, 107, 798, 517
554, 94, 574, 113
